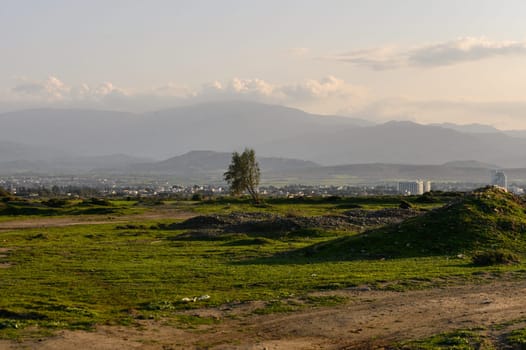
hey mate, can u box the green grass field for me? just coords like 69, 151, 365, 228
1, 190, 525, 341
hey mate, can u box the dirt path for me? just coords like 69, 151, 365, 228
0, 210, 196, 232
3, 279, 526, 349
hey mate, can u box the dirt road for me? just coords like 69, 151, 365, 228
2, 279, 526, 349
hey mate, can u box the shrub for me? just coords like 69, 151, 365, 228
83, 198, 111, 206
472, 249, 520, 266
399, 200, 413, 209
191, 193, 203, 201
0, 187, 11, 197
43, 198, 69, 208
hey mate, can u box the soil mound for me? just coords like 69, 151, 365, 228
170, 208, 424, 241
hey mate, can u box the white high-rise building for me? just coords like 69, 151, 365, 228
491, 170, 507, 190
423, 181, 432, 193
398, 180, 432, 195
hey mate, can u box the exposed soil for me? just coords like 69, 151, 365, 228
3, 279, 526, 349
0, 210, 196, 232
169, 209, 422, 240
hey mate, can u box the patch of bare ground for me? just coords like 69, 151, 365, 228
0, 210, 196, 232
3, 279, 526, 349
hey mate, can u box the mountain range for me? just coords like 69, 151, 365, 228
2, 101, 526, 182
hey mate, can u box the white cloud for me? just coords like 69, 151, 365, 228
2, 76, 368, 115
200, 76, 365, 103
10, 76, 128, 104
282, 76, 366, 101
11, 76, 70, 101
5, 75, 526, 129
326, 46, 404, 70
328, 37, 526, 70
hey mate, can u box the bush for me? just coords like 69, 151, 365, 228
83, 198, 112, 206
43, 198, 69, 208
399, 200, 413, 209
472, 249, 520, 266
191, 193, 203, 201
0, 186, 11, 197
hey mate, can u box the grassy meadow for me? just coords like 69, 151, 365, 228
1, 190, 526, 341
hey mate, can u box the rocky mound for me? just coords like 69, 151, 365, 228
343, 208, 422, 227
169, 209, 421, 236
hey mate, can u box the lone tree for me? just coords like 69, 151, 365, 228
223, 148, 260, 203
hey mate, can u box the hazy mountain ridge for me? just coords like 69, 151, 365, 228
0, 102, 370, 159
127, 150, 319, 175
265, 162, 525, 184
1, 102, 526, 173
258, 120, 526, 167
430, 122, 501, 134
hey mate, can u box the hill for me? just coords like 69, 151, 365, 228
430, 122, 500, 134
2, 103, 526, 168
125, 150, 319, 181
303, 187, 526, 259
0, 102, 369, 159
258, 121, 526, 166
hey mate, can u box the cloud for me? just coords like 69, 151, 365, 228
200, 76, 366, 104
327, 37, 526, 70
10, 76, 129, 103
326, 46, 405, 70
12, 76, 70, 101
409, 37, 526, 67
281, 76, 366, 101
2, 76, 367, 115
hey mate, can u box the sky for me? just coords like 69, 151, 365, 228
2, 0, 526, 129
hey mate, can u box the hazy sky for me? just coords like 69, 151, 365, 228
3, 0, 526, 129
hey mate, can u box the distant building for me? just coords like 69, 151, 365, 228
398, 180, 432, 195
491, 170, 507, 190
398, 181, 423, 195
423, 181, 432, 193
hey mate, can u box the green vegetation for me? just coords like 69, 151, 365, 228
507, 328, 526, 347
0, 197, 140, 217
0, 187, 525, 340
223, 148, 261, 203
395, 323, 526, 349
472, 249, 520, 266
396, 330, 484, 349
299, 186, 526, 260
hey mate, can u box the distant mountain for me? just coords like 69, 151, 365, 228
504, 130, 526, 139
2, 102, 526, 170
0, 150, 150, 174
258, 121, 526, 167
264, 162, 526, 185
127, 150, 319, 177
0, 108, 140, 156
432, 122, 526, 141
430, 122, 500, 134
0, 102, 371, 159
0, 140, 68, 162
442, 160, 500, 169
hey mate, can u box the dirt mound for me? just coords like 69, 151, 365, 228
174, 212, 360, 232
175, 208, 421, 234
344, 208, 422, 227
